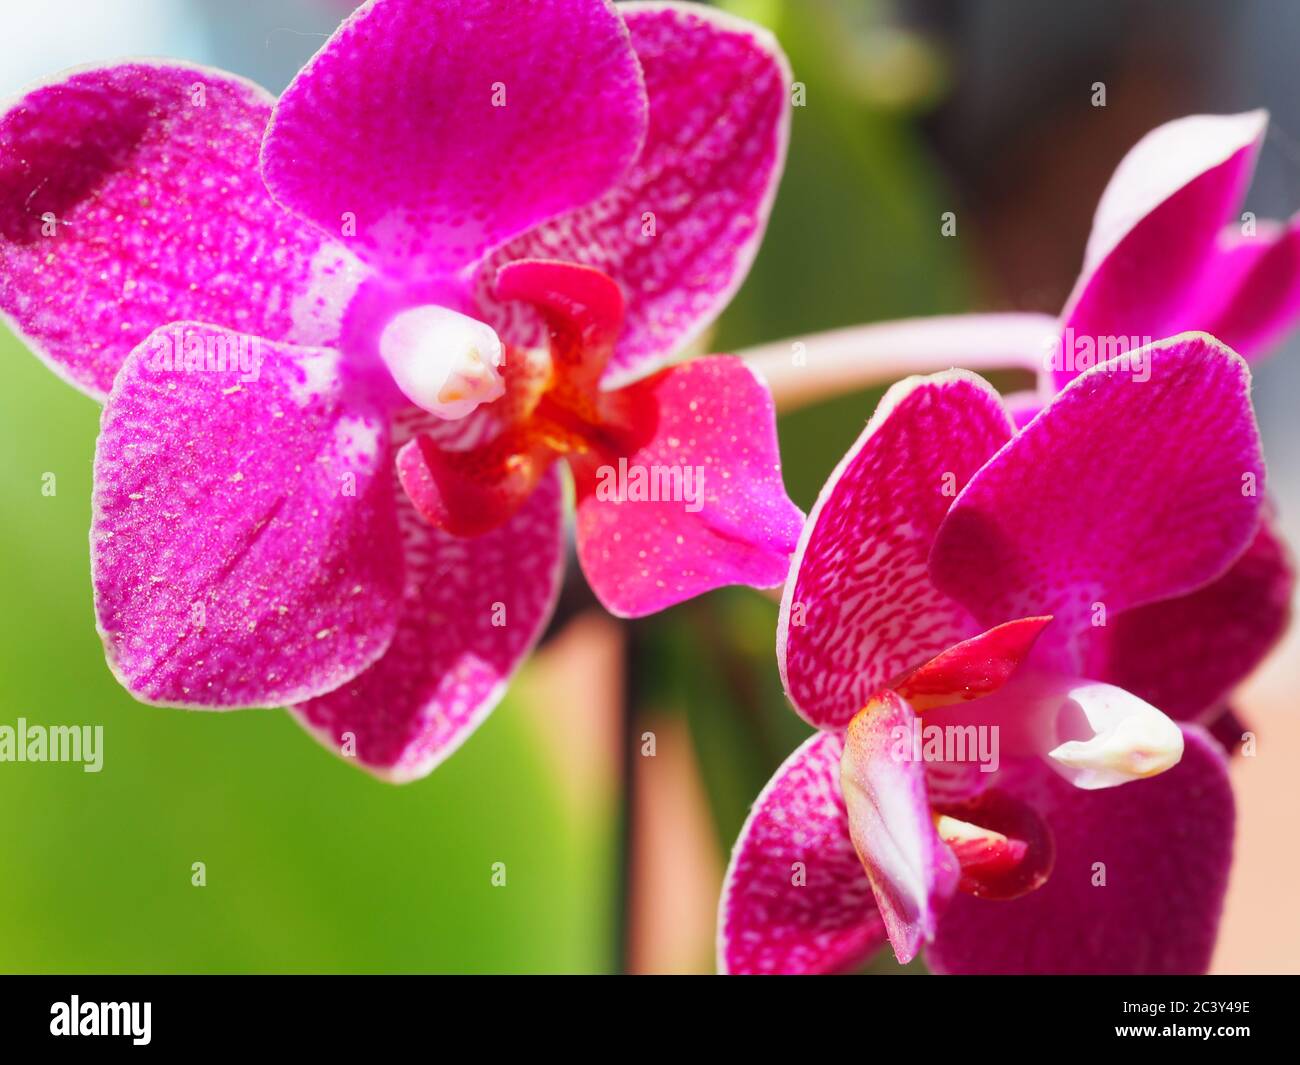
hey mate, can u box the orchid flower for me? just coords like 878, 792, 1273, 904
746, 110, 1300, 414
0, 0, 803, 781
719, 333, 1293, 974
1045, 111, 1300, 391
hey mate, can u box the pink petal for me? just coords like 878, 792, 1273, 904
1002, 389, 1044, 429
574, 356, 803, 618
931, 334, 1265, 669
92, 325, 403, 707
777, 371, 1014, 730
1057, 111, 1266, 389
1085, 515, 1293, 722
895, 615, 1053, 711
0, 62, 364, 399
495, 258, 624, 389
477, 2, 790, 386
718, 732, 886, 976
841, 691, 959, 963
261, 0, 647, 280
927, 726, 1234, 974
1185, 217, 1300, 360
1064, 215, 1300, 374
291, 456, 565, 782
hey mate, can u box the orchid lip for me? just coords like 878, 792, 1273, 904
1047, 680, 1185, 789
378, 305, 505, 420
932, 788, 1054, 901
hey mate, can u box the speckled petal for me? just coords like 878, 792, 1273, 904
573, 356, 803, 617
0, 61, 365, 400
1057, 111, 1266, 389
291, 450, 565, 783
261, 0, 647, 280
841, 691, 959, 964
777, 371, 1014, 730
931, 334, 1265, 667
1085, 515, 1293, 722
927, 726, 1234, 974
92, 325, 403, 707
718, 731, 887, 976
477, 2, 790, 386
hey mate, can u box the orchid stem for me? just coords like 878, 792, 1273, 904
739, 312, 1058, 413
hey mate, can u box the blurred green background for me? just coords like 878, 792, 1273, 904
3, 0, 1298, 973
0, 338, 615, 972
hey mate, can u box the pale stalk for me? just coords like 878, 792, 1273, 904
740, 312, 1058, 413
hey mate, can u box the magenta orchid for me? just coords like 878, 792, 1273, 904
0, 0, 803, 781
1038, 109, 1300, 410
718, 333, 1293, 975
745, 110, 1300, 420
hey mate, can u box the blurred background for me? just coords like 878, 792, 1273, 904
0, 0, 1296, 973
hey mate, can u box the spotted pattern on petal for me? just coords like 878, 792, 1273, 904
92, 327, 402, 708
290, 411, 566, 782
932, 335, 1264, 671
476, 3, 790, 385
0, 62, 365, 399
574, 357, 803, 617
262, 0, 647, 279
719, 731, 886, 975
777, 372, 1015, 730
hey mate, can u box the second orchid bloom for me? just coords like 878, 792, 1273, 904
720, 333, 1292, 975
